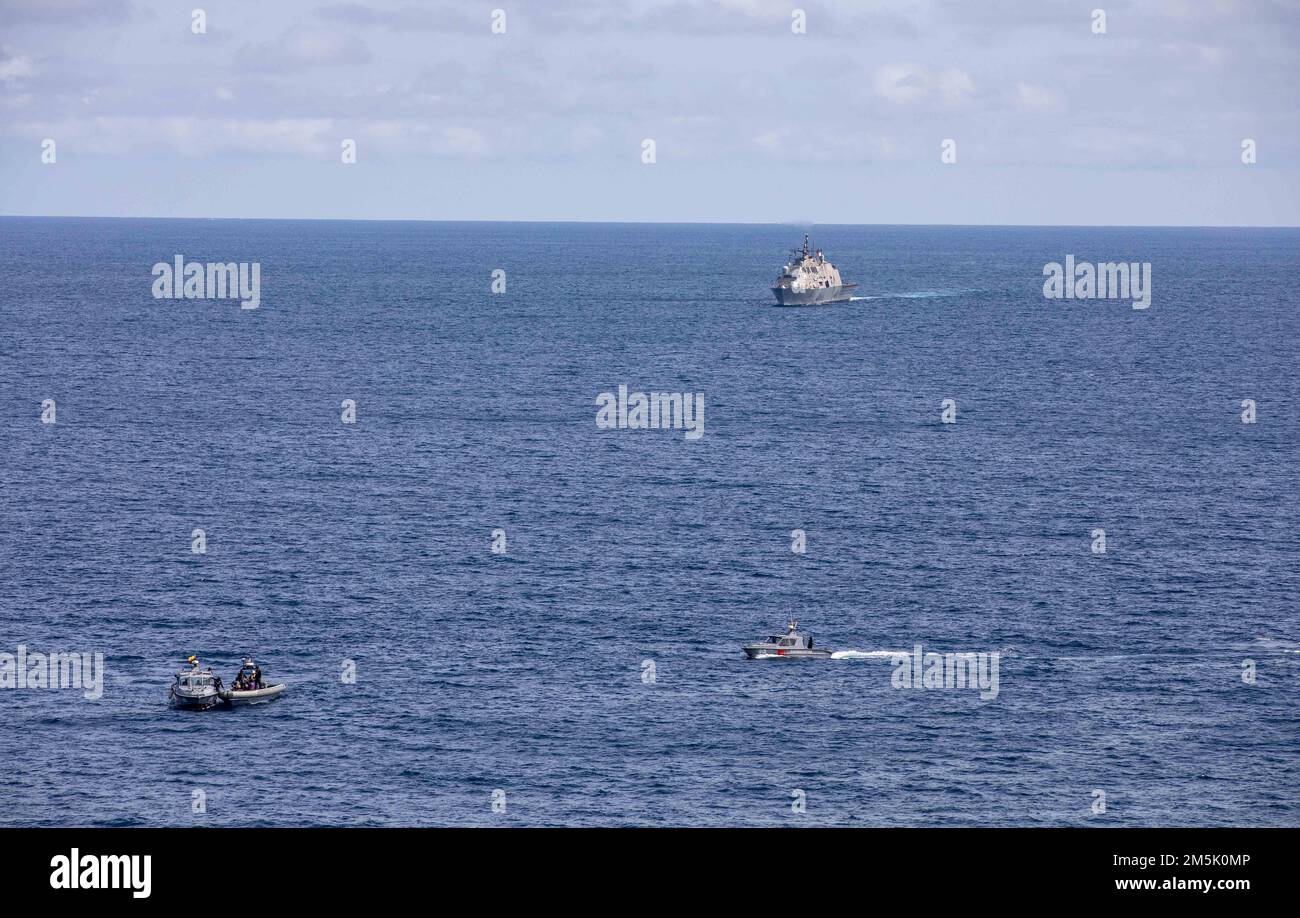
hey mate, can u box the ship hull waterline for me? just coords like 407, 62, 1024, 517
771, 283, 857, 306
742, 646, 835, 659
170, 688, 221, 710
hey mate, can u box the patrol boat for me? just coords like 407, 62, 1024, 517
742, 619, 834, 659
169, 657, 222, 709
771, 235, 856, 306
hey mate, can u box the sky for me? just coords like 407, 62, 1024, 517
1, 0, 1297, 225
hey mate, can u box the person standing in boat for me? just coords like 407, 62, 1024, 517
234, 658, 258, 690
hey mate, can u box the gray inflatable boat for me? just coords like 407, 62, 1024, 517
219, 683, 286, 706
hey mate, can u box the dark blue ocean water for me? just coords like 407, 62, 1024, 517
1, 217, 1297, 826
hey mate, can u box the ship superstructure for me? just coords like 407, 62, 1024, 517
771, 234, 857, 306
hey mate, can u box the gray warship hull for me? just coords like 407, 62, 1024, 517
772, 283, 857, 306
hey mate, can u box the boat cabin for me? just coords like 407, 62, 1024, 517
764, 620, 814, 649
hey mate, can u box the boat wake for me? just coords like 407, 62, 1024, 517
850, 289, 976, 301
749, 649, 900, 660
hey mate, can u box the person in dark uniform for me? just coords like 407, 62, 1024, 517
234, 658, 258, 690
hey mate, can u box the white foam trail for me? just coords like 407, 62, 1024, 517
850, 290, 975, 302
831, 650, 906, 660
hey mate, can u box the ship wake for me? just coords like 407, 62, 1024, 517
831, 649, 907, 660
850, 289, 978, 301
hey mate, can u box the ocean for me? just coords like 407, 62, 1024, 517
1, 217, 1297, 826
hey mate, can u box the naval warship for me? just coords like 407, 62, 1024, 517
771, 234, 857, 306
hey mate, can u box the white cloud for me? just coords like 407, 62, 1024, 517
434, 125, 488, 156
238, 27, 372, 72
873, 64, 975, 107
751, 127, 904, 163
0, 116, 491, 159
716, 0, 795, 19
1158, 0, 1244, 21
1069, 126, 1187, 166
934, 68, 976, 105
873, 64, 927, 104
1162, 41, 1227, 68
566, 124, 605, 153
1013, 82, 1063, 113
0, 48, 35, 82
